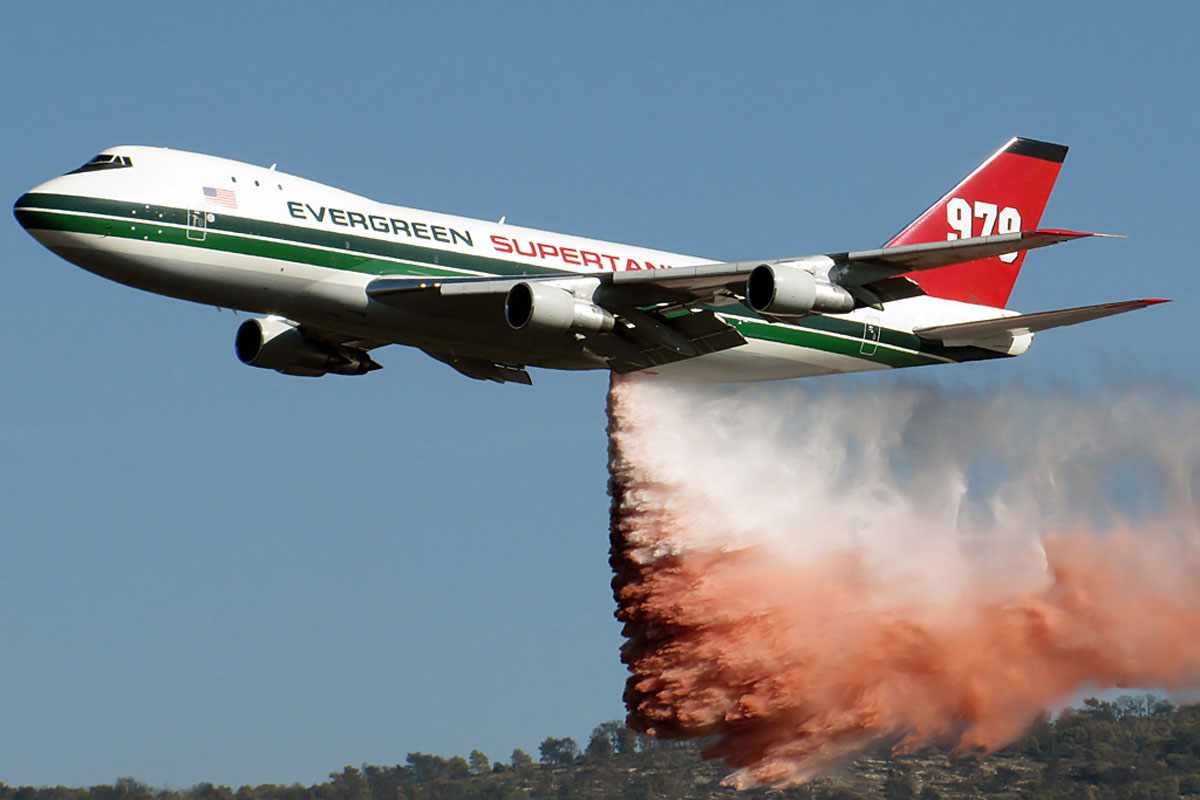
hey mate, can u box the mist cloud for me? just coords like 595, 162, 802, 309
606, 376, 1200, 787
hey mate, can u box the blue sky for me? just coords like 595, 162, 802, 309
2, 0, 1197, 788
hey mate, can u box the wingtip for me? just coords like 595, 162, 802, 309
1034, 228, 1126, 239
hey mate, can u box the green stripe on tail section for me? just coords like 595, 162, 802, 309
727, 318, 944, 368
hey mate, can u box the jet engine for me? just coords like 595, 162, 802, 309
505, 282, 615, 335
745, 263, 855, 316
234, 317, 380, 377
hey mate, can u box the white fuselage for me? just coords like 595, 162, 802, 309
15, 146, 1025, 381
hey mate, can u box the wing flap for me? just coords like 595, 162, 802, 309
586, 308, 747, 373
367, 275, 549, 299
915, 298, 1168, 343
423, 350, 533, 385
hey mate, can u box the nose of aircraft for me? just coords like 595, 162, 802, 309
14, 176, 67, 234
14, 189, 36, 232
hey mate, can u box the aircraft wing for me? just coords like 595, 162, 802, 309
369, 276, 532, 297
595, 229, 1105, 300
296, 323, 389, 354
366, 276, 748, 376
364, 230, 1118, 377
914, 298, 1168, 344
368, 229, 1107, 310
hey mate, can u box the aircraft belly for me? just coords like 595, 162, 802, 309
31, 230, 604, 369
32, 229, 421, 335
637, 336, 886, 382
31, 229, 327, 314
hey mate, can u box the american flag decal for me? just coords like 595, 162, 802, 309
202, 186, 237, 209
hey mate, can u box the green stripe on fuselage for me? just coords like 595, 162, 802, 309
15, 193, 1010, 368
15, 206, 475, 278
16, 192, 565, 278
709, 306, 1009, 364
722, 317, 944, 368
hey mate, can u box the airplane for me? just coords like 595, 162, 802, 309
13, 137, 1165, 385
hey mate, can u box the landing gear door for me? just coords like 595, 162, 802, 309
186, 209, 208, 241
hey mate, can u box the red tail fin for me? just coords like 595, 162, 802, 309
886, 137, 1067, 308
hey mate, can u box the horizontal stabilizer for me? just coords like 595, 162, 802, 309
915, 298, 1168, 343
831, 230, 1117, 287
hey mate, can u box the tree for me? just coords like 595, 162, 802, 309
188, 785, 234, 800
468, 751, 491, 776
538, 737, 579, 766
1082, 697, 1121, 722
326, 766, 371, 800
986, 765, 1020, 791
445, 757, 471, 780
817, 788, 866, 800
883, 766, 916, 800
635, 733, 658, 754
113, 779, 153, 800
585, 721, 639, 757
362, 766, 402, 800
406, 754, 450, 783
585, 726, 614, 761
510, 749, 535, 774
479, 785, 525, 800
616, 727, 639, 756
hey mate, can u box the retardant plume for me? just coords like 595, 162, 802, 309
607, 376, 1200, 788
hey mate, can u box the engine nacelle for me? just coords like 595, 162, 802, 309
505, 282, 615, 335
234, 317, 380, 377
745, 263, 856, 316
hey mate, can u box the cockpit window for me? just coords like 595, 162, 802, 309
67, 153, 134, 174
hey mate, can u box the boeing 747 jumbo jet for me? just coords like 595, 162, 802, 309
14, 138, 1164, 384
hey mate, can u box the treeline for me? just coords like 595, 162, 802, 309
5, 696, 1200, 800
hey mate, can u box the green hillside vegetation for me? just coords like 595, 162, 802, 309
6, 696, 1199, 800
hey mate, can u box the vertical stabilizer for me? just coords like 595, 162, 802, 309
886, 137, 1067, 308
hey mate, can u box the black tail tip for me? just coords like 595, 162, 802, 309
1007, 137, 1069, 163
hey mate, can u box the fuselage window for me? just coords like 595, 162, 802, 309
67, 153, 134, 174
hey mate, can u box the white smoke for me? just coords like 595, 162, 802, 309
620, 378, 1200, 593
